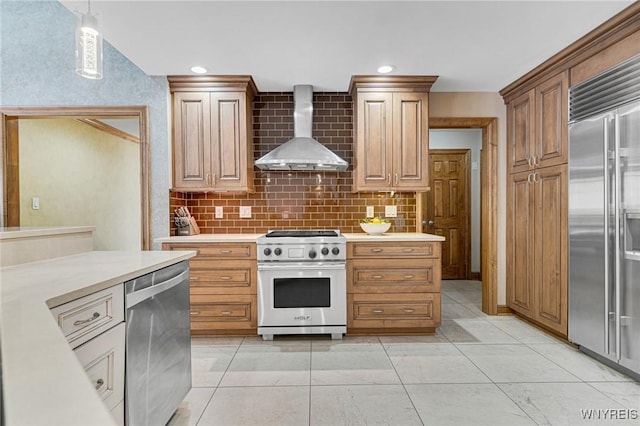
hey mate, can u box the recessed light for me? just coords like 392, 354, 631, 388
377, 65, 396, 74
190, 66, 207, 74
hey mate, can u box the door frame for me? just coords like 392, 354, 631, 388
426, 148, 472, 280
418, 117, 498, 315
0, 106, 151, 249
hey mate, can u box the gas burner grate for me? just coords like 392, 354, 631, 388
264, 230, 339, 238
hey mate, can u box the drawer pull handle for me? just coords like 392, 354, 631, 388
190, 311, 200, 315
371, 248, 383, 253
403, 308, 415, 313
220, 276, 232, 280
372, 274, 384, 279
95, 378, 105, 390
73, 312, 100, 326
221, 311, 232, 315
372, 309, 384, 314
403, 274, 415, 279
402, 248, 415, 253
219, 250, 232, 254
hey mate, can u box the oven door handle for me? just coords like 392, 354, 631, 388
258, 262, 346, 271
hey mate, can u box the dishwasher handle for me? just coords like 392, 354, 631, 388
126, 270, 189, 309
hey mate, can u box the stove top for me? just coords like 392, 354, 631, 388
264, 230, 339, 238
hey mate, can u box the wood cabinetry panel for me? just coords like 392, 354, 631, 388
190, 294, 257, 333
394, 93, 428, 187
355, 93, 392, 189
348, 293, 440, 329
348, 258, 440, 293
349, 241, 439, 258
507, 90, 535, 174
535, 71, 568, 169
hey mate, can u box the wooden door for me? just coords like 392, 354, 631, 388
424, 150, 470, 279
534, 165, 568, 335
353, 92, 393, 191
210, 91, 252, 192
506, 170, 536, 316
535, 71, 568, 169
393, 92, 429, 190
507, 89, 535, 174
172, 92, 212, 191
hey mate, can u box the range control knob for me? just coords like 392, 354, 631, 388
332, 247, 340, 255
321, 247, 329, 255
274, 248, 282, 256
263, 248, 272, 256
309, 250, 317, 259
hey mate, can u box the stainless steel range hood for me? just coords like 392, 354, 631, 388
255, 85, 348, 171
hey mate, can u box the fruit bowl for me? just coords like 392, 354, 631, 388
360, 222, 391, 235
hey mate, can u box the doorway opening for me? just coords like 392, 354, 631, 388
417, 117, 498, 315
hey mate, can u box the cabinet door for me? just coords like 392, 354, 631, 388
173, 92, 213, 191
534, 165, 567, 335
210, 91, 253, 192
507, 90, 535, 174
353, 92, 393, 191
535, 71, 568, 169
393, 92, 429, 190
507, 170, 535, 316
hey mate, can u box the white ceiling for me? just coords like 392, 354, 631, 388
59, 0, 634, 92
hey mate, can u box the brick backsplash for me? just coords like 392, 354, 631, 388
170, 92, 417, 235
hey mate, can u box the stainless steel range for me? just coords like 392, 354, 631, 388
256, 230, 347, 340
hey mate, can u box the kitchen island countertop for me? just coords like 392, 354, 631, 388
1, 250, 196, 426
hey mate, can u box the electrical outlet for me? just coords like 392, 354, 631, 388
366, 206, 374, 218
215, 206, 224, 218
385, 205, 397, 218
32, 197, 40, 210
239, 206, 252, 218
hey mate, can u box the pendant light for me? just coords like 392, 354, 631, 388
75, 0, 103, 79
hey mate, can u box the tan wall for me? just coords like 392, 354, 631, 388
430, 92, 507, 305
19, 118, 140, 250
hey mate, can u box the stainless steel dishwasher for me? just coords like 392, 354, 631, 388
125, 260, 191, 426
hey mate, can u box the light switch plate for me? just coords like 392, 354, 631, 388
32, 197, 40, 210
366, 206, 374, 218
385, 205, 397, 218
215, 206, 224, 218
239, 206, 252, 218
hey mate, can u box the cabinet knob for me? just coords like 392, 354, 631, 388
372, 309, 384, 314
403, 308, 415, 313
372, 274, 384, 279
403, 274, 415, 279
371, 248, 383, 253
95, 378, 105, 390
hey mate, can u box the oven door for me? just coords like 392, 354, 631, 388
257, 262, 346, 327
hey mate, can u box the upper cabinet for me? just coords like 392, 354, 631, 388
507, 71, 568, 174
349, 76, 437, 192
169, 76, 258, 192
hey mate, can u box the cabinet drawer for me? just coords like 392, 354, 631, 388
190, 294, 257, 332
190, 265, 255, 294
348, 242, 439, 258
348, 293, 441, 329
166, 243, 255, 259
50, 284, 124, 348
348, 259, 440, 293
73, 322, 125, 412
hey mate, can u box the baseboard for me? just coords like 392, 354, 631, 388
497, 305, 514, 315
469, 272, 481, 281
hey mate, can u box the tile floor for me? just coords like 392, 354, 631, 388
169, 280, 640, 426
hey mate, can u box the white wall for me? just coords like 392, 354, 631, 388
430, 92, 507, 305
19, 119, 140, 250
429, 129, 482, 274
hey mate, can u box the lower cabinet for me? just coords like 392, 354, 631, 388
507, 164, 568, 337
163, 242, 258, 335
49, 284, 125, 425
347, 241, 442, 334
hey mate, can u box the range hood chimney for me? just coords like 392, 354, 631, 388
254, 85, 348, 171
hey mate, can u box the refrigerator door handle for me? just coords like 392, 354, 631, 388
604, 115, 610, 354
614, 112, 622, 362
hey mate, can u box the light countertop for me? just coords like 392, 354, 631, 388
157, 232, 444, 243
1, 250, 196, 426
0, 225, 95, 240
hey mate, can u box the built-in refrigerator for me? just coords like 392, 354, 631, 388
568, 53, 640, 379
